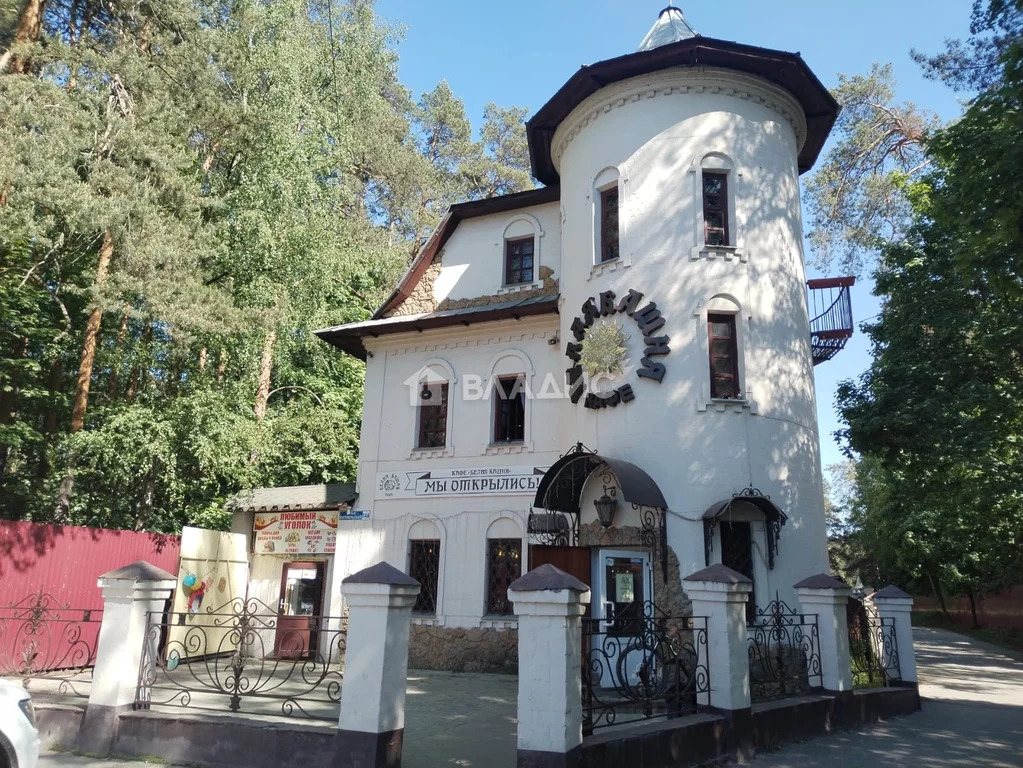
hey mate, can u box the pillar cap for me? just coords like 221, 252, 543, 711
684, 563, 752, 585
509, 563, 588, 593
869, 585, 911, 600
794, 573, 849, 590
99, 560, 176, 582
343, 561, 420, 587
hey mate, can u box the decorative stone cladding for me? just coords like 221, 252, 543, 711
579, 521, 692, 618
386, 263, 558, 317
408, 624, 518, 673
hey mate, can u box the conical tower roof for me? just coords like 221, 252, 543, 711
637, 5, 698, 51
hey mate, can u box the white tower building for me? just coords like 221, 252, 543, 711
312, 6, 851, 670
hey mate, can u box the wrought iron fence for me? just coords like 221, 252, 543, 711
0, 590, 102, 698
848, 598, 900, 687
747, 596, 822, 701
582, 603, 708, 734
135, 597, 346, 721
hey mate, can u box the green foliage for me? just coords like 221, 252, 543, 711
0, 0, 534, 532
805, 63, 938, 274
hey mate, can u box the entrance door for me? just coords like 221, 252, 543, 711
528, 545, 591, 588
720, 521, 755, 621
274, 561, 325, 658
594, 549, 653, 687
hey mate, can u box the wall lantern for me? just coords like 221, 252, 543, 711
593, 493, 618, 528
420, 383, 433, 400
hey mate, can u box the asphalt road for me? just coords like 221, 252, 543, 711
750, 627, 1023, 767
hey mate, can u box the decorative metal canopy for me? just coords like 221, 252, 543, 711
528, 443, 669, 580
702, 487, 788, 569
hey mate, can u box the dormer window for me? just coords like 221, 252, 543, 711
599, 187, 620, 263
504, 237, 534, 285
703, 172, 729, 246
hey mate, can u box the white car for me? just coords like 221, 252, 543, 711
0, 680, 39, 768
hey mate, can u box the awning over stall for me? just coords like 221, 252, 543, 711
702, 488, 787, 569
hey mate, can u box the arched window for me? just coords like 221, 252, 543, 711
486, 350, 534, 451
694, 294, 754, 411
485, 517, 523, 616
502, 215, 543, 287
592, 167, 620, 264
700, 153, 735, 247
689, 153, 744, 261
408, 518, 442, 615
410, 360, 455, 454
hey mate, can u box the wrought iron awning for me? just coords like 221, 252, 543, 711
532, 443, 668, 513
529, 443, 669, 580
702, 488, 787, 569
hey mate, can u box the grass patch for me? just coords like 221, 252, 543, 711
912, 610, 1023, 655
68, 749, 169, 764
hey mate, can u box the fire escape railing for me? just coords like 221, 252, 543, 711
807, 277, 855, 365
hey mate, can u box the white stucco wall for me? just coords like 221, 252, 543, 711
551, 66, 829, 606
432, 202, 561, 303
330, 64, 830, 628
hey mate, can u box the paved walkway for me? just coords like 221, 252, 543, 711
36, 628, 1023, 768
751, 627, 1023, 767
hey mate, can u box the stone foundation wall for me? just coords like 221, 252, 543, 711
579, 521, 692, 618
408, 624, 518, 673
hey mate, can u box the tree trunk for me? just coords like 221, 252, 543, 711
107, 301, 130, 399
216, 348, 227, 385
70, 230, 113, 432
0, 0, 47, 75
966, 586, 981, 629
0, 337, 28, 480
928, 573, 953, 623
253, 330, 276, 421
198, 346, 208, 374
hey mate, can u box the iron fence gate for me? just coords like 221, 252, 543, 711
0, 590, 102, 698
747, 596, 822, 701
847, 597, 901, 687
582, 602, 709, 734
134, 597, 346, 721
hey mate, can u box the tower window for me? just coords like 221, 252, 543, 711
599, 187, 619, 263
504, 237, 535, 285
708, 313, 740, 399
703, 172, 729, 246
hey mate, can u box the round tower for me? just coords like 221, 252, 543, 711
527, 7, 840, 609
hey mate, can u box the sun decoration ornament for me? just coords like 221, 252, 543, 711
579, 320, 629, 378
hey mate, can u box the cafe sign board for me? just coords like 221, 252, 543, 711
253, 511, 338, 555
375, 465, 547, 500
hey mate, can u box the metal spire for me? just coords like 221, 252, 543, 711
637, 5, 698, 51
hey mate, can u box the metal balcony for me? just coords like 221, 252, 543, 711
807, 277, 855, 365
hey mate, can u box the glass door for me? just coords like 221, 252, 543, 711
274, 561, 325, 658
593, 549, 652, 688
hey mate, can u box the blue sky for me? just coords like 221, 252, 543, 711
373, 0, 973, 472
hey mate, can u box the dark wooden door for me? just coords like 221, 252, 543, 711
720, 522, 755, 621
274, 561, 325, 658
529, 545, 591, 591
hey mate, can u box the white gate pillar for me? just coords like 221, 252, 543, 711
338, 561, 421, 768
683, 564, 753, 712
77, 561, 176, 754
866, 585, 918, 684
508, 564, 591, 768
794, 573, 853, 693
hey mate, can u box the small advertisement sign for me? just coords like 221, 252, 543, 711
253, 511, 340, 555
